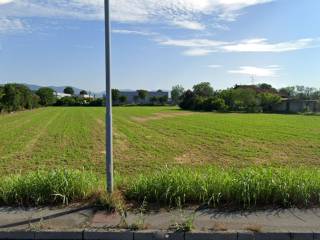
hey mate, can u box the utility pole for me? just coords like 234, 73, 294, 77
105, 0, 113, 193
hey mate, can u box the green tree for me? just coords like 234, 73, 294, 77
203, 97, 226, 112
193, 82, 214, 97
259, 93, 281, 112
64, 87, 74, 95
119, 95, 127, 105
55, 96, 76, 106
17, 85, 35, 109
80, 90, 88, 95
112, 89, 120, 103
36, 87, 56, 106
217, 89, 234, 110
150, 96, 158, 105
279, 87, 295, 98
2, 84, 21, 112
0, 86, 4, 112
232, 88, 260, 112
258, 83, 273, 91
137, 90, 148, 101
171, 85, 185, 105
158, 95, 168, 105
179, 90, 196, 110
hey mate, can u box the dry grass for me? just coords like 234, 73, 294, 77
131, 112, 194, 123
211, 223, 228, 231
245, 224, 263, 232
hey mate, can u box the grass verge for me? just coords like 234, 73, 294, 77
125, 167, 320, 208
0, 169, 99, 206
2, 167, 320, 209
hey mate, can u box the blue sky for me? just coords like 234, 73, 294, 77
0, 0, 320, 92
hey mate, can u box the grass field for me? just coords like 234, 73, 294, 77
1, 106, 320, 207
1, 106, 320, 176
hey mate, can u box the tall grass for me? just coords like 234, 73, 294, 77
2, 167, 320, 208
125, 167, 320, 208
0, 169, 99, 206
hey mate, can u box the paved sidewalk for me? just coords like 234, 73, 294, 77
0, 206, 320, 232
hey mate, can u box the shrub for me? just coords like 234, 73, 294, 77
259, 92, 281, 112
1, 84, 38, 112
193, 82, 214, 98
202, 97, 227, 112
36, 87, 56, 106
90, 98, 104, 106
179, 90, 196, 110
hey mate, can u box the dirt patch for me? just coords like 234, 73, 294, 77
96, 118, 104, 127
92, 118, 131, 163
175, 151, 212, 165
131, 112, 194, 123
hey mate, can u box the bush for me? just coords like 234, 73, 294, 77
259, 92, 281, 112
36, 87, 56, 106
179, 90, 196, 110
90, 98, 104, 106
180, 92, 226, 112
1, 84, 39, 112
231, 88, 260, 112
55, 96, 77, 106
202, 97, 227, 112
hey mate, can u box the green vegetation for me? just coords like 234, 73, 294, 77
179, 82, 281, 112
178, 82, 320, 113
63, 86, 75, 95
1, 106, 320, 207
0, 84, 40, 112
0, 169, 98, 206
0, 84, 106, 112
36, 87, 56, 106
1, 106, 320, 175
171, 85, 185, 105
125, 167, 320, 208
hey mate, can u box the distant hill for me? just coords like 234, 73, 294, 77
1, 83, 169, 97
23, 84, 85, 95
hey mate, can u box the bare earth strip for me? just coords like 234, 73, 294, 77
131, 111, 194, 123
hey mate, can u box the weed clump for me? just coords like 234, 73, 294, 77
125, 167, 320, 208
0, 169, 99, 206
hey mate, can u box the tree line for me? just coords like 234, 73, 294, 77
111, 89, 168, 106
0, 84, 169, 113
0, 84, 104, 113
171, 83, 320, 113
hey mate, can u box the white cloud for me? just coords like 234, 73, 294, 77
208, 64, 222, 68
183, 48, 213, 56
222, 38, 317, 52
0, 17, 27, 34
171, 20, 206, 30
111, 0, 274, 30
229, 65, 280, 77
112, 29, 156, 36
158, 37, 320, 56
159, 38, 227, 48
0, 0, 274, 30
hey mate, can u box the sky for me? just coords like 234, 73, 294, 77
0, 0, 320, 92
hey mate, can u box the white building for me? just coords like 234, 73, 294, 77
55, 92, 72, 99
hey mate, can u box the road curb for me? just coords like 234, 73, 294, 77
0, 230, 319, 240
35, 231, 83, 240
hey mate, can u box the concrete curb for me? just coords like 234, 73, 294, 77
0, 231, 319, 240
